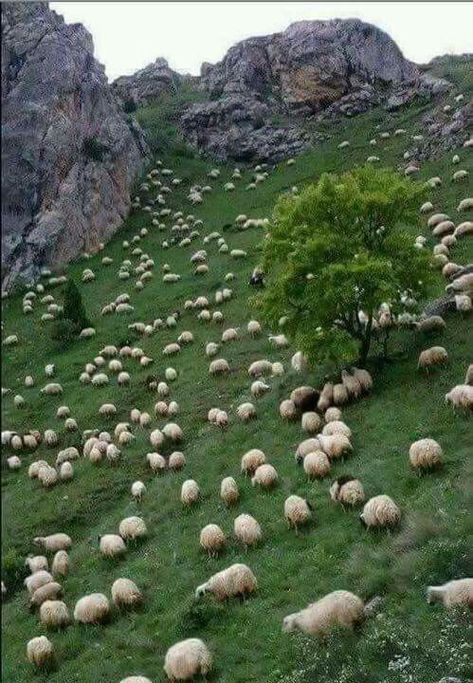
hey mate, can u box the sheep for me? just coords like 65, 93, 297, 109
251, 380, 270, 398
428, 213, 450, 228
146, 452, 166, 473
99, 534, 127, 558
279, 399, 298, 420
200, 524, 227, 557
333, 383, 349, 405
164, 638, 212, 682
3, 334, 18, 346
51, 550, 69, 577
241, 448, 266, 475
248, 359, 272, 378
220, 477, 239, 506
205, 342, 219, 357
247, 320, 262, 336
25, 554, 49, 573
236, 402, 256, 421
330, 476, 365, 507
445, 384, 473, 411
322, 421, 352, 439
131, 481, 146, 501
453, 170, 468, 182
222, 327, 239, 343
317, 382, 334, 411
301, 412, 322, 434
64, 417, 78, 432
155, 402, 168, 417
409, 438, 443, 471
417, 316, 446, 333
426, 578, 473, 608
169, 451, 186, 470
30, 582, 63, 609
466, 364, 473, 385
150, 429, 164, 448
295, 438, 321, 464
164, 342, 181, 356
7, 455, 21, 470
59, 461, 73, 481
303, 451, 331, 480
209, 358, 230, 375
26, 636, 55, 669
163, 422, 183, 442
43, 429, 58, 448
74, 593, 110, 624
120, 678, 152, 683
272, 361, 284, 376
446, 272, 473, 293
92, 373, 109, 387
39, 599, 70, 629
14, 394, 25, 407
360, 495, 401, 528
40, 383, 63, 396
181, 479, 200, 506
214, 409, 228, 427
457, 197, 473, 212
157, 382, 169, 397
56, 405, 70, 419
139, 412, 152, 428
25, 570, 54, 595
418, 346, 448, 371
111, 578, 143, 608
284, 495, 312, 532
341, 370, 362, 399
119, 516, 147, 541
195, 563, 257, 602
99, 403, 117, 418
318, 433, 352, 460
24, 375, 34, 387
34, 534, 72, 552
234, 514, 262, 548
455, 294, 472, 313
282, 590, 364, 636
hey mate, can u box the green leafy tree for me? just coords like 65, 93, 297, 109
63, 279, 89, 330
254, 165, 435, 368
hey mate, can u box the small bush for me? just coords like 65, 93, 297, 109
82, 136, 108, 162
63, 280, 89, 330
2, 547, 27, 594
50, 318, 77, 345
123, 98, 137, 113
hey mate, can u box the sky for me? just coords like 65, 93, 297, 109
51, 2, 473, 81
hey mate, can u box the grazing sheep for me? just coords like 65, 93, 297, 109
330, 476, 365, 507
150, 429, 164, 449
39, 600, 70, 629
157, 382, 169, 397
272, 361, 284, 376
51, 551, 69, 577
131, 481, 146, 501
466, 365, 473, 385
200, 524, 227, 557
318, 433, 352, 460
426, 578, 473, 608
99, 403, 117, 418
56, 406, 70, 419
169, 451, 186, 470
282, 590, 364, 636
295, 438, 321, 464
99, 534, 127, 558
317, 382, 334, 411
119, 517, 147, 541
34, 533, 72, 552
251, 381, 270, 398
106, 443, 121, 465
445, 384, 473, 411
284, 495, 312, 532
25, 555, 48, 573
30, 582, 63, 609
74, 593, 110, 624
40, 383, 63, 396
111, 578, 142, 608
120, 678, 152, 683
25, 570, 54, 595
220, 477, 239, 506
417, 316, 446, 333
455, 294, 472, 313
360, 495, 401, 529
59, 461, 73, 481
146, 452, 166, 473
241, 448, 266, 475
26, 636, 55, 669
341, 370, 362, 399
7, 455, 21, 470
409, 438, 443, 470
333, 383, 349, 405
251, 464, 278, 489
181, 480, 200, 506
303, 451, 331, 480
140, 412, 152, 428
234, 514, 262, 548
301, 412, 323, 434
214, 410, 228, 427
195, 563, 257, 601
92, 373, 109, 387
322, 421, 352, 439
163, 422, 183, 442
237, 402, 256, 421
418, 346, 448, 371
247, 320, 262, 336
248, 359, 273, 377
164, 638, 212, 682
279, 399, 298, 420
209, 358, 230, 375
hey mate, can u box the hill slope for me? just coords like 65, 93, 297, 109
1, 71, 473, 683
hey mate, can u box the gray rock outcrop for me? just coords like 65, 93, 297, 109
112, 57, 182, 106
1, 2, 147, 291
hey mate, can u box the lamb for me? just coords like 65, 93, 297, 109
418, 346, 448, 371
164, 638, 212, 681
445, 384, 473, 411
199, 524, 227, 557
131, 481, 146, 501
303, 451, 331, 480
301, 412, 323, 433
284, 495, 312, 532
360, 495, 401, 528
111, 578, 143, 608
195, 563, 257, 601
181, 480, 200, 506
279, 399, 298, 420
209, 358, 230, 375
409, 438, 443, 470
426, 578, 473, 608
220, 477, 239, 506
74, 593, 110, 624
169, 451, 186, 470
237, 402, 256, 421
26, 636, 55, 669
241, 448, 266, 475
234, 514, 262, 548
119, 516, 147, 541
39, 599, 70, 629
147, 452, 166, 473
51, 550, 69, 577
34, 533, 72, 552
30, 582, 63, 609
330, 476, 365, 507
282, 590, 364, 636
99, 534, 126, 557
25, 570, 54, 595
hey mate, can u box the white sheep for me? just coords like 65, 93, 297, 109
99, 534, 127, 558
251, 463, 278, 489
282, 590, 364, 635
426, 578, 473, 608
51, 550, 69, 577
284, 495, 312, 532
409, 438, 443, 470
418, 346, 448, 371
26, 636, 55, 668
330, 476, 365, 507
131, 481, 146, 501
220, 477, 239, 506
199, 524, 227, 557
236, 402, 256, 422
169, 451, 186, 470
445, 384, 473, 411
303, 451, 331, 480
146, 452, 166, 473
119, 516, 147, 541
111, 578, 142, 608
301, 412, 323, 434
74, 593, 110, 624
241, 448, 266, 475
39, 599, 70, 629
234, 514, 262, 548
209, 358, 230, 375
164, 638, 212, 682
360, 495, 401, 528
34, 533, 72, 552
195, 563, 257, 600
181, 479, 200, 506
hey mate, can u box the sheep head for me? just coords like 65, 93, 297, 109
195, 583, 208, 600
282, 614, 297, 633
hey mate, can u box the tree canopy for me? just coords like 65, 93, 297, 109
254, 165, 435, 367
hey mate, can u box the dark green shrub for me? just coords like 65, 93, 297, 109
82, 136, 108, 162
2, 547, 27, 594
63, 279, 89, 330
50, 318, 77, 345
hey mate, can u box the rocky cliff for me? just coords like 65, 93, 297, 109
1, 2, 147, 291
180, 19, 450, 161
112, 57, 182, 106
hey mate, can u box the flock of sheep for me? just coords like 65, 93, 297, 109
2, 95, 473, 681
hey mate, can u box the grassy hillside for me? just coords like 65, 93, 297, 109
2, 86, 472, 683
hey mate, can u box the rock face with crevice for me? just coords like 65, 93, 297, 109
112, 57, 182, 106
180, 18, 450, 162
1, 2, 147, 291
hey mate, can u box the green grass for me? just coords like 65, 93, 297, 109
2, 93, 472, 683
